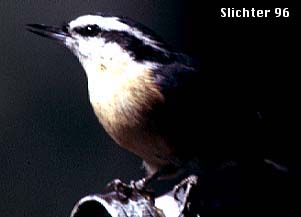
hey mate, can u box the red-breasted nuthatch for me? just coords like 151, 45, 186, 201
27, 14, 253, 190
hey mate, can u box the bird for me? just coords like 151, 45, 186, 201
26, 13, 259, 193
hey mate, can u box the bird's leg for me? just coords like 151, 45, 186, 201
173, 175, 199, 217
131, 170, 162, 191
106, 179, 134, 200
106, 165, 180, 201
105, 171, 162, 201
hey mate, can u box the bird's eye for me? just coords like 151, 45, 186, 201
74, 24, 101, 37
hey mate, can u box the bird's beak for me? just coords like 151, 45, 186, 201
26, 24, 70, 42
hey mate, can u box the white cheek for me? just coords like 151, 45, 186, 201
65, 37, 75, 52
101, 43, 132, 61
77, 38, 105, 58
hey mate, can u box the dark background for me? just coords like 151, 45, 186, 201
0, 1, 298, 217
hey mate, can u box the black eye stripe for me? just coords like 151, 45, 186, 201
100, 30, 173, 64
74, 24, 101, 37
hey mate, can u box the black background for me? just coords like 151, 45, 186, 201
0, 1, 298, 217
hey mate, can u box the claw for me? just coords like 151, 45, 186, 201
105, 178, 154, 201
106, 179, 134, 200
173, 175, 199, 216
131, 178, 147, 191
131, 178, 155, 201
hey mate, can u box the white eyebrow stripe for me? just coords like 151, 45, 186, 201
69, 15, 167, 52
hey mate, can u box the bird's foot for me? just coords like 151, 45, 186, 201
173, 175, 199, 217
106, 179, 134, 200
131, 178, 155, 201
106, 178, 154, 201
130, 177, 147, 191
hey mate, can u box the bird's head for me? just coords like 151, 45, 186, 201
27, 14, 173, 75
27, 14, 172, 119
